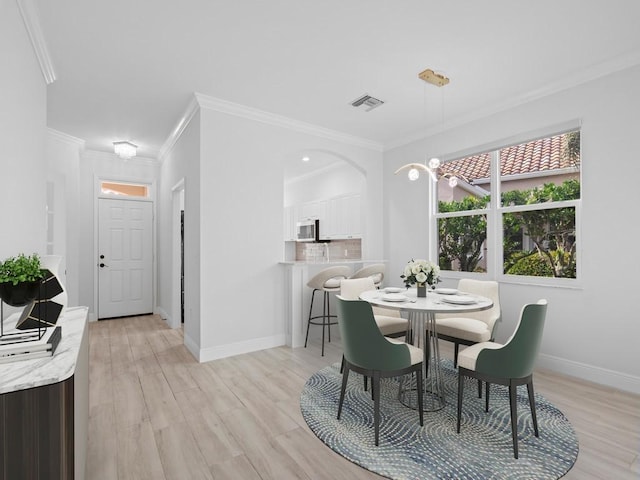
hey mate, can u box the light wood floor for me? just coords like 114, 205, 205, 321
87, 315, 639, 480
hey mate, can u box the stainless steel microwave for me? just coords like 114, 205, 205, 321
296, 219, 319, 242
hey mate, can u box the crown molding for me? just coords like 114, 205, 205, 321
159, 92, 383, 162
386, 51, 640, 151
516, 49, 640, 105
16, 0, 56, 84
47, 128, 85, 148
158, 95, 199, 162
194, 93, 384, 152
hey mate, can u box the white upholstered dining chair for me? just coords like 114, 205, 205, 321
340, 277, 408, 338
349, 263, 385, 289
436, 279, 501, 367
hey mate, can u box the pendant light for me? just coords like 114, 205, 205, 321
395, 69, 458, 187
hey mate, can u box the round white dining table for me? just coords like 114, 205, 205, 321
359, 287, 493, 411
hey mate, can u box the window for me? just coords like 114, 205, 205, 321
434, 129, 581, 282
100, 181, 150, 198
435, 150, 492, 273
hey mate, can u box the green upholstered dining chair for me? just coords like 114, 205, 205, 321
456, 299, 548, 459
339, 278, 409, 392
336, 296, 424, 446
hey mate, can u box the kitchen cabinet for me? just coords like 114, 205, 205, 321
320, 193, 361, 240
300, 200, 326, 223
283, 205, 298, 241
285, 193, 361, 241
284, 201, 326, 241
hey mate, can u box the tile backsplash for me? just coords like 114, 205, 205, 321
296, 239, 362, 262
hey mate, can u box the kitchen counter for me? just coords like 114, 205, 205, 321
280, 260, 387, 348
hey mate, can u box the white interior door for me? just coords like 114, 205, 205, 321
98, 198, 153, 319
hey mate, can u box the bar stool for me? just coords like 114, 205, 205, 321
304, 266, 351, 356
350, 263, 385, 288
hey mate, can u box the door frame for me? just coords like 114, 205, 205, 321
93, 174, 156, 320
170, 178, 185, 329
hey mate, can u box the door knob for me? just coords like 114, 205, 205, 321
99, 263, 108, 268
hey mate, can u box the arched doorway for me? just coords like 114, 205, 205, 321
283, 149, 366, 262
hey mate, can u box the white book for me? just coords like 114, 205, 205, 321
0, 349, 52, 364
0, 326, 62, 358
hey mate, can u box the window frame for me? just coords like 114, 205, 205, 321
430, 124, 582, 288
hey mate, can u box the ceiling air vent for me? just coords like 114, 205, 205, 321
350, 94, 385, 112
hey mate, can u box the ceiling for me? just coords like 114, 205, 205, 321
34, 0, 640, 162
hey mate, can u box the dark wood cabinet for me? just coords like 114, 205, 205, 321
0, 376, 75, 479
0, 309, 88, 480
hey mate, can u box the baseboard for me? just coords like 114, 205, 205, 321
154, 306, 184, 329
87, 312, 98, 322
537, 353, 640, 395
196, 334, 287, 363
183, 332, 200, 361
154, 306, 169, 322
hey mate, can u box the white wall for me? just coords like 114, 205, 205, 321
77, 150, 160, 318
285, 160, 365, 207
0, 0, 47, 265
45, 130, 84, 306
177, 105, 383, 361
384, 65, 640, 393
157, 111, 201, 351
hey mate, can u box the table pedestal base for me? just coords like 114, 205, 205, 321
398, 310, 445, 412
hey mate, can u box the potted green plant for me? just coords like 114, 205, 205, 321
0, 253, 46, 307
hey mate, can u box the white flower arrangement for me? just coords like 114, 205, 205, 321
400, 259, 440, 288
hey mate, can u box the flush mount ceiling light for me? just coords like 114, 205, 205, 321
350, 94, 385, 112
302, 156, 310, 162
113, 141, 137, 159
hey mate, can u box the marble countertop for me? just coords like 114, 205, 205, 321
0, 306, 88, 394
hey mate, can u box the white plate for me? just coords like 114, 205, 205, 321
381, 293, 408, 302
440, 295, 476, 305
434, 288, 458, 295
383, 287, 404, 293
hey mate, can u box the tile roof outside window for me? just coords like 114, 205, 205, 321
441, 133, 579, 182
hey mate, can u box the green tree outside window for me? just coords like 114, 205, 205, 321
438, 179, 579, 278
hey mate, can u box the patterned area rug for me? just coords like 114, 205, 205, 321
300, 360, 578, 480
